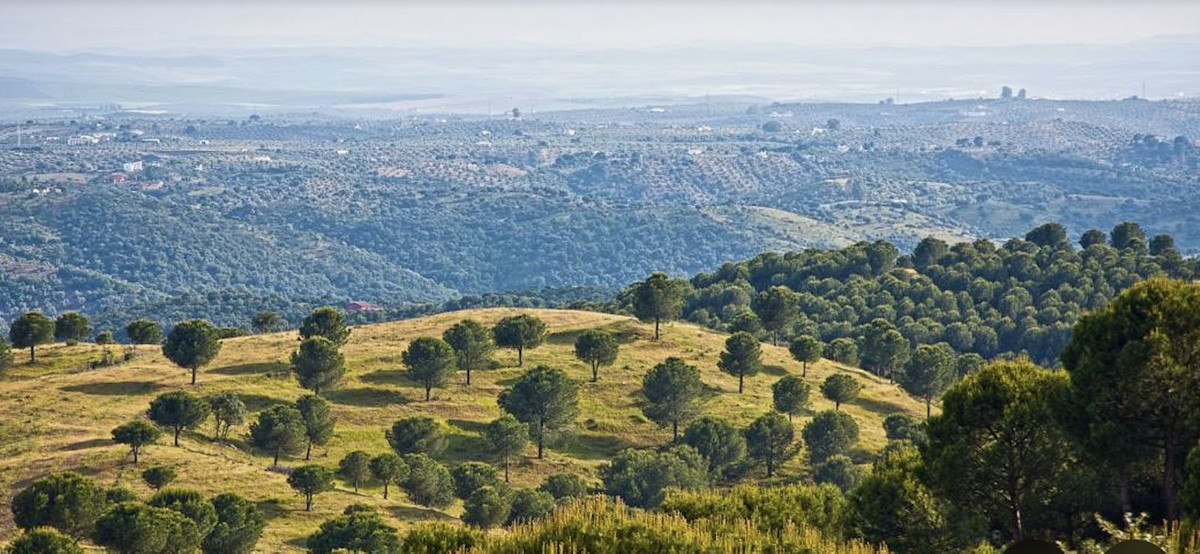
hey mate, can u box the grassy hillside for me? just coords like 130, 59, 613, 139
0, 308, 928, 551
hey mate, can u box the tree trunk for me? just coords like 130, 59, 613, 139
1011, 504, 1023, 541
835, 401, 840, 411
306, 441, 312, 461
517, 346, 524, 366
383, 482, 389, 499
802, 361, 807, 377
766, 456, 774, 478
772, 331, 778, 347
305, 494, 312, 511
738, 373, 744, 394
354, 480, 359, 493
1165, 435, 1179, 520
592, 361, 599, 382
466, 366, 472, 385
672, 420, 679, 441
273, 449, 280, 467
1118, 471, 1132, 515
132, 445, 140, 464
925, 397, 931, 419
425, 385, 431, 402
29, 345, 35, 363
191, 366, 197, 385
655, 318, 661, 341
537, 419, 545, 459
314, 384, 320, 396
174, 427, 181, 447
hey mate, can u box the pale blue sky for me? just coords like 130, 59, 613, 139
3, 1, 1199, 53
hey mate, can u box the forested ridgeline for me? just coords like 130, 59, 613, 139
671, 220, 1192, 368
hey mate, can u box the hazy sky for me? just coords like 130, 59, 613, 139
4, 1, 1199, 53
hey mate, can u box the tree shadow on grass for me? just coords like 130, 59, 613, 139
387, 505, 457, 522
324, 387, 410, 408
211, 362, 289, 376
553, 432, 637, 461
256, 498, 287, 521
762, 364, 789, 377
852, 396, 911, 417
59, 437, 112, 452
547, 330, 585, 345
60, 381, 167, 396
447, 419, 487, 434
239, 393, 292, 412
443, 432, 488, 462
359, 369, 405, 386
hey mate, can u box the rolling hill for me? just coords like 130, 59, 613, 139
0, 308, 928, 551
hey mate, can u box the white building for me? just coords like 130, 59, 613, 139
122, 161, 144, 173
67, 135, 99, 146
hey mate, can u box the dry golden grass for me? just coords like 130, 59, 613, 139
0, 308, 928, 551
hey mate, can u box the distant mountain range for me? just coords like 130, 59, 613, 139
1, 37, 1199, 119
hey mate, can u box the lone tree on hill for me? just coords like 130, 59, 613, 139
205, 493, 266, 554
789, 335, 823, 377
803, 410, 860, 464
112, 420, 161, 464
338, 451, 372, 493
291, 336, 345, 395
443, 319, 494, 385
296, 394, 336, 460
745, 412, 798, 478
641, 357, 704, 440
925, 360, 1069, 541
752, 286, 800, 346
463, 485, 508, 530
492, 314, 547, 367
498, 365, 579, 459
306, 505, 399, 553
772, 375, 811, 421
126, 318, 163, 345
299, 306, 350, 346
162, 319, 222, 385
484, 414, 529, 482
208, 392, 247, 442
900, 343, 956, 418
630, 272, 685, 340
141, 466, 176, 490
386, 416, 447, 457
288, 465, 334, 511
93, 503, 201, 554
11, 472, 107, 538
249, 404, 306, 466
251, 311, 283, 333
54, 312, 91, 345
148, 391, 211, 447
9, 312, 54, 363
369, 453, 408, 499
574, 329, 619, 382
681, 416, 747, 478
403, 337, 458, 401
147, 488, 218, 537
718, 331, 762, 393
402, 454, 455, 509
821, 374, 861, 410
